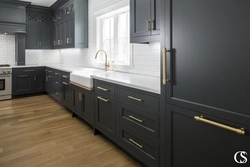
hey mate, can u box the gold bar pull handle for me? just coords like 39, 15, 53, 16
24, 70, 35, 72
55, 92, 59, 96
34, 76, 36, 81
128, 96, 143, 102
46, 76, 48, 81
149, 20, 153, 31
194, 116, 245, 135
129, 115, 143, 123
129, 138, 143, 148
79, 93, 82, 101
162, 48, 170, 84
62, 75, 69, 78
62, 82, 69, 86
97, 96, 109, 102
97, 86, 109, 92
19, 75, 28, 78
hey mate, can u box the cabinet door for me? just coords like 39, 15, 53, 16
33, 73, 44, 92
166, 104, 250, 167
82, 90, 94, 125
162, 0, 250, 125
40, 26, 51, 49
40, 13, 51, 25
27, 12, 39, 24
64, 17, 74, 48
12, 74, 33, 95
72, 85, 82, 116
130, 0, 151, 38
26, 25, 39, 49
95, 95, 116, 140
62, 83, 72, 109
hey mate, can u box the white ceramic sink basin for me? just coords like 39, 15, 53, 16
70, 69, 96, 88
70, 68, 116, 88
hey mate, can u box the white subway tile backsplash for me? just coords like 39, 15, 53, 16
0, 34, 15, 66
25, 50, 60, 65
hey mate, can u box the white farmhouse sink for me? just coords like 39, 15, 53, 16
70, 69, 96, 88
70, 68, 116, 89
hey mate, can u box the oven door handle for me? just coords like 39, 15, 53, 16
0, 74, 11, 77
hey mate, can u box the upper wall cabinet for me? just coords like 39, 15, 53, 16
52, 0, 88, 49
26, 6, 52, 49
130, 0, 160, 43
0, 1, 30, 24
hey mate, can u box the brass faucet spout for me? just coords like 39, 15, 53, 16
95, 50, 109, 71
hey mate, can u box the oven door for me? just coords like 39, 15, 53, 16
0, 74, 11, 95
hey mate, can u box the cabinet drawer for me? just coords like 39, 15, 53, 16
119, 87, 159, 112
119, 124, 159, 167
53, 86, 62, 103
13, 67, 44, 75
62, 72, 70, 82
53, 70, 62, 78
119, 103, 159, 141
95, 80, 116, 97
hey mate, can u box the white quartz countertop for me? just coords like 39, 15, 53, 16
12, 64, 160, 94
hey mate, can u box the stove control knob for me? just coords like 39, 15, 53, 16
7, 71, 11, 74
3, 70, 7, 74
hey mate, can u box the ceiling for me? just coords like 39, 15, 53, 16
20, 0, 57, 7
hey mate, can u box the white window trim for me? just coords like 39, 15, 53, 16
95, 0, 132, 67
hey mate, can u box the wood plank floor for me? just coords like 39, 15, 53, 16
0, 95, 141, 167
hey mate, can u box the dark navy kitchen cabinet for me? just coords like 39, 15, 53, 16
52, 0, 88, 49
130, 0, 160, 43
26, 6, 52, 49
161, 0, 250, 166
12, 67, 45, 95
62, 72, 72, 110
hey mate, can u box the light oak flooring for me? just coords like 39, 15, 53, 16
0, 95, 141, 167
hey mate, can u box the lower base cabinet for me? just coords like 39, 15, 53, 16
71, 84, 94, 126
167, 104, 250, 167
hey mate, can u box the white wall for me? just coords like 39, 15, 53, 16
60, 0, 161, 77
0, 34, 15, 66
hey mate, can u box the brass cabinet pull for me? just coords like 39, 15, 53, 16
58, 40, 60, 45
194, 116, 245, 135
46, 76, 48, 81
24, 70, 35, 72
55, 82, 59, 84
34, 76, 36, 81
79, 93, 82, 101
19, 75, 28, 78
55, 73, 59, 75
97, 86, 109, 92
66, 38, 70, 44
62, 75, 69, 78
162, 48, 170, 84
149, 20, 153, 31
97, 96, 109, 102
129, 138, 143, 148
62, 82, 69, 85
128, 96, 143, 102
55, 92, 59, 96
129, 115, 143, 123
48, 71, 52, 73
48, 76, 52, 78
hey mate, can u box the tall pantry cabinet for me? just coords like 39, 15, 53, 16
160, 0, 250, 167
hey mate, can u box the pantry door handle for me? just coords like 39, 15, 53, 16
128, 96, 142, 102
129, 115, 143, 123
194, 116, 245, 135
97, 86, 109, 92
162, 48, 171, 85
97, 96, 109, 102
129, 138, 143, 148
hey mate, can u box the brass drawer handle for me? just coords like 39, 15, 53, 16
129, 138, 143, 148
55, 92, 59, 96
79, 93, 82, 101
46, 76, 48, 81
129, 115, 143, 123
62, 82, 69, 85
62, 75, 69, 78
55, 82, 59, 84
97, 86, 109, 92
55, 73, 59, 75
34, 76, 36, 81
48, 76, 52, 78
97, 96, 109, 102
128, 96, 143, 102
162, 48, 171, 84
19, 75, 28, 78
194, 116, 245, 135
24, 70, 35, 72
48, 71, 52, 73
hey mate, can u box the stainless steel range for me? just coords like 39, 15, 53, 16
0, 64, 12, 100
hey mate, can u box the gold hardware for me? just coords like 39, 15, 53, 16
129, 115, 143, 123
129, 138, 143, 148
48, 76, 52, 78
34, 76, 36, 81
62, 75, 69, 78
55, 82, 59, 84
48, 71, 52, 73
55, 92, 59, 96
149, 20, 153, 31
62, 82, 69, 85
24, 70, 35, 72
162, 48, 170, 84
46, 76, 48, 81
97, 96, 109, 102
128, 96, 143, 102
194, 116, 245, 135
67, 12, 70, 14
79, 93, 82, 101
58, 40, 60, 45
97, 86, 109, 92
95, 50, 110, 71
55, 73, 59, 75
19, 75, 28, 78
66, 38, 70, 44
54, 41, 57, 45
